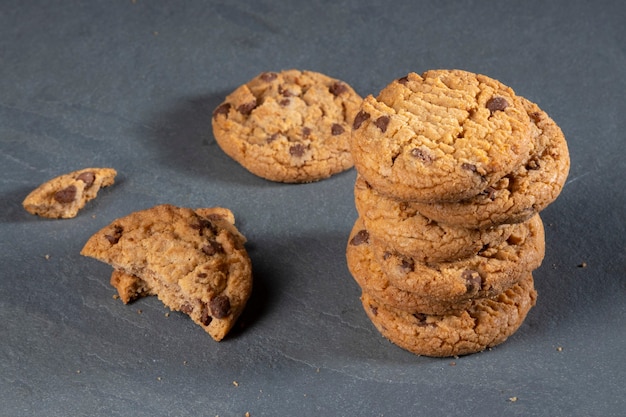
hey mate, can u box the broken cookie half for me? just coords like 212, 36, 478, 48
80, 204, 253, 341
22, 167, 117, 218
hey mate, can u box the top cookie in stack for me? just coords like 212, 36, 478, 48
347, 69, 570, 357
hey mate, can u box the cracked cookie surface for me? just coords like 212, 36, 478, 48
350, 69, 533, 203
22, 167, 116, 218
361, 272, 537, 357
354, 175, 516, 263
81, 204, 252, 341
212, 69, 362, 183
412, 97, 570, 228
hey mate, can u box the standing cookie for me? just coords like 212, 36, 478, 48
22, 167, 117, 219
212, 69, 362, 183
350, 69, 534, 203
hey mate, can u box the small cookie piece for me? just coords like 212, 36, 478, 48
81, 204, 252, 341
361, 272, 537, 357
22, 168, 117, 218
350, 69, 533, 203
354, 175, 517, 263
212, 69, 362, 183
346, 218, 475, 315
411, 98, 570, 228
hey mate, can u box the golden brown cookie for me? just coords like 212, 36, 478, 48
22, 168, 117, 219
361, 272, 537, 357
212, 69, 362, 183
346, 218, 475, 315
350, 69, 534, 203
354, 175, 516, 263
81, 204, 252, 341
374, 214, 545, 303
411, 98, 570, 228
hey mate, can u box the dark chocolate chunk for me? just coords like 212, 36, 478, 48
202, 240, 224, 256
329, 82, 348, 96
353, 110, 370, 129
180, 303, 194, 314
267, 133, 279, 143
104, 225, 123, 245
200, 304, 213, 326
289, 143, 306, 157
461, 162, 477, 172
369, 304, 378, 316
349, 229, 369, 246
331, 123, 344, 136
237, 100, 257, 115
486, 96, 509, 114
212, 103, 231, 118
76, 171, 95, 188
462, 269, 482, 292
410, 147, 434, 164
482, 186, 497, 200
373, 116, 390, 133
397, 75, 410, 85
53, 185, 76, 204
209, 295, 231, 318
399, 256, 414, 272
259, 72, 278, 82
279, 98, 290, 106
302, 127, 312, 138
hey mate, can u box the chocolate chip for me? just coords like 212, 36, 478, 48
461, 162, 477, 172
529, 111, 542, 124
289, 143, 306, 157
279, 98, 290, 106
482, 186, 497, 200
369, 304, 378, 316
197, 272, 208, 278
329, 82, 348, 96
180, 303, 194, 314
462, 270, 482, 292
209, 295, 231, 318
278, 85, 295, 97
353, 110, 370, 129
267, 133, 279, 143
104, 225, 123, 245
212, 103, 231, 118
53, 185, 76, 204
412, 312, 427, 322
202, 240, 223, 256
191, 218, 217, 235
331, 123, 344, 136
399, 256, 414, 272
200, 304, 213, 326
76, 171, 95, 188
349, 229, 369, 246
373, 116, 390, 133
527, 157, 541, 170
259, 72, 277, 82
410, 147, 434, 164
486, 96, 509, 114
302, 127, 312, 138
397, 75, 409, 85
237, 100, 257, 115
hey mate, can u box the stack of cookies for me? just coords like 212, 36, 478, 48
346, 69, 570, 357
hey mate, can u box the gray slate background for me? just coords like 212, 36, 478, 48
1, 1, 625, 416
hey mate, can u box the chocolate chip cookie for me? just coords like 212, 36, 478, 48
212, 69, 362, 183
374, 214, 545, 303
410, 98, 570, 228
350, 69, 534, 203
361, 272, 537, 357
80, 204, 252, 341
354, 175, 516, 263
22, 167, 117, 218
347, 218, 475, 315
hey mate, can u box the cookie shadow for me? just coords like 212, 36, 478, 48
0, 186, 46, 223
138, 91, 266, 185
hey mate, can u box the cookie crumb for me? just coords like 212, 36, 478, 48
157, 376, 162, 381
556, 346, 563, 352
233, 381, 239, 387
112, 294, 120, 300
449, 361, 456, 366
137, 309, 142, 314
578, 262, 587, 268
44, 254, 50, 260
509, 397, 518, 402
164, 312, 170, 318
245, 412, 250, 417
76, 370, 81, 374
